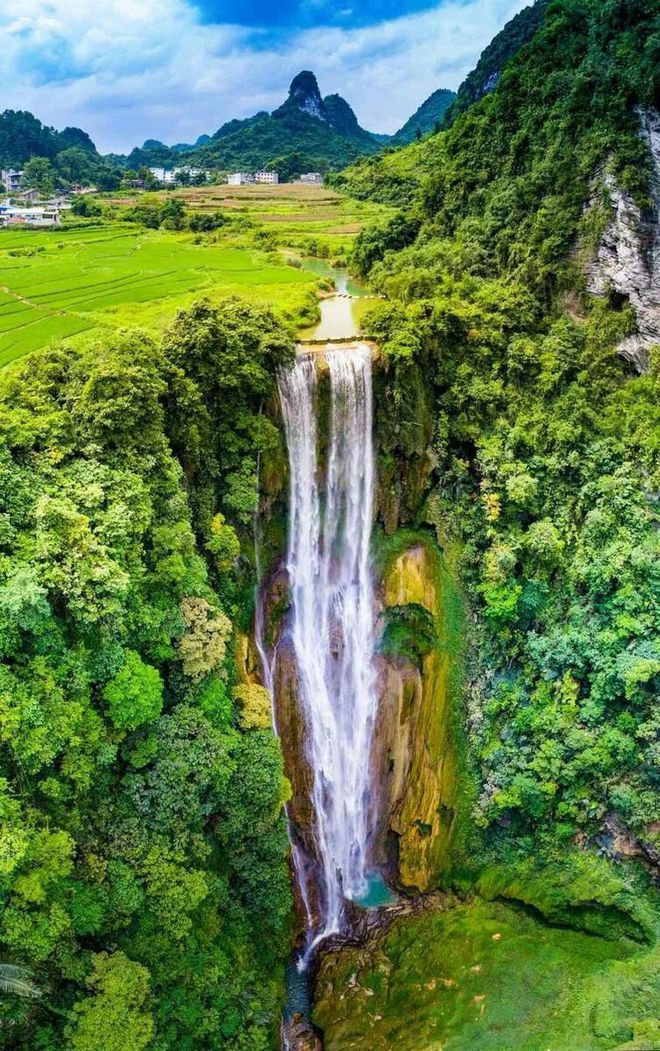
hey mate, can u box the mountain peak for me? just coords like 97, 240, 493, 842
286, 71, 325, 120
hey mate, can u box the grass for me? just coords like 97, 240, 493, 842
0, 222, 316, 366
0, 185, 392, 367
107, 183, 391, 255
313, 897, 660, 1050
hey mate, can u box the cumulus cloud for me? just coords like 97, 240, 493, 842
0, 0, 530, 152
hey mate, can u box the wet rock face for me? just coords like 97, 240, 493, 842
372, 542, 458, 892
259, 537, 459, 917
282, 1014, 323, 1051
587, 107, 660, 371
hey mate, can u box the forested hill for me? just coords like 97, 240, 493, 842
0, 302, 294, 1049
348, 0, 659, 870
0, 110, 121, 189
392, 88, 457, 144
126, 71, 382, 177
443, 0, 550, 124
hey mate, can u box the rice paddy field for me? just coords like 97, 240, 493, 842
107, 182, 390, 253
0, 184, 391, 367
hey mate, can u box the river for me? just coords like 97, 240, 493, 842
297, 258, 380, 342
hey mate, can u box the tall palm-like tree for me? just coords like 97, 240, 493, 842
0, 964, 42, 1000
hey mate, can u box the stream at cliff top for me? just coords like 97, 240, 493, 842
297, 258, 380, 341
277, 345, 381, 965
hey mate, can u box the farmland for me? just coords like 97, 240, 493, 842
0, 184, 391, 366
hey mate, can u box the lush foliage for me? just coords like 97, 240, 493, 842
443, 0, 550, 125
0, 300, 294, 1048
392, 89, 457, 145
350, 0, 660, 854
0, 110, 122, 191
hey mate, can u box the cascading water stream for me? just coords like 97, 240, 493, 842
277, 345, 379, 963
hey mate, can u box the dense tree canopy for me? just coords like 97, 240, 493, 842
0, 301, 294, 1049
351, 0, 660, 858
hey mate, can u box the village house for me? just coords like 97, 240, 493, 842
148, 167, 177, 184
228, 172, 255, 186
254, 171, 279, 184
148, 166, 210, 185
0, 206, 62, 227
1, 169, 24, 192
299, 172, 323, 184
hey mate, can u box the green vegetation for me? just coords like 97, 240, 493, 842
314, 895, 660, 1050
0, 223, 315, 365
392, 88, 457, 144
443, 0, 550, 124
0, 184, 391, 366
347, 0, 660, 861
1, 1, 659, 1046
0, 110, 122, 191
0, 299, 294, 1049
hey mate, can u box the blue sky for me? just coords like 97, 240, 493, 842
1, 1, 531, 153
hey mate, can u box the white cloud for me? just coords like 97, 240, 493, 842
0, 0, 531, 152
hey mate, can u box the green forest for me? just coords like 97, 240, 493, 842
0, 304, 295, 1049
351, 0, 659, 846
0, 0, 659, 1048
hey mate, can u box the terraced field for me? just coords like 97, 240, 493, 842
0, 185, 391, 366
0, 222, 317, 366
106, 183, 392, 254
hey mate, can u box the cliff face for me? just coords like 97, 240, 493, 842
587, 107, 660, 371
371, 540, 459, 892
257, 531, 462, 923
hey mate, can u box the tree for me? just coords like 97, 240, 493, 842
21, 156, 55, 195
66, 952, 154, 1051
0, 964, 42, 1000
102, 651, 163, 731
178, 597, 231, 681
56, 147, 92, 184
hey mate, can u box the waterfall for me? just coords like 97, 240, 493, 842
278, 345, 379, 960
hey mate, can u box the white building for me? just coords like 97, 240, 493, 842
254, 171, 279, 184
0, 206, 62, 227
228, 172, 255, 186
176, 166, 208, 180
299, 172, 323, 185
148, 167, 177, 184
1, 169, 24, 192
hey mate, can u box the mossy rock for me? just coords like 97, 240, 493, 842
313, 897, 660, 1050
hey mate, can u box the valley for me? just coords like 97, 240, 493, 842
0, 2, 658, 1050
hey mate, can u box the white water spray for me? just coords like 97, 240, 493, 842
278, 345, 379, 958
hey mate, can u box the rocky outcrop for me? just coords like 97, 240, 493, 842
597, 813, 660, 878
282, 1014, 323, 1051
371, 541, 458, 892
586, 107, 660, 371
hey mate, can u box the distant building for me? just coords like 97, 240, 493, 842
228, 172, 255, 186
299, 172, 323, 185
148, 167, 177, 184
176, 166, 208, 180
254, 171, 279, 184
16, 188, 40, 203
0, 206, 62, 227
1, 169, 24, 192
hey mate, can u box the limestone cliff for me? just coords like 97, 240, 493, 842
371, 539, 460, 892
587, 107, 660, 371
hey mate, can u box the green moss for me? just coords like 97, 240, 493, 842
378, 602, 437, 667
472, 851, 657, 945
314, 897, 660, 1050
